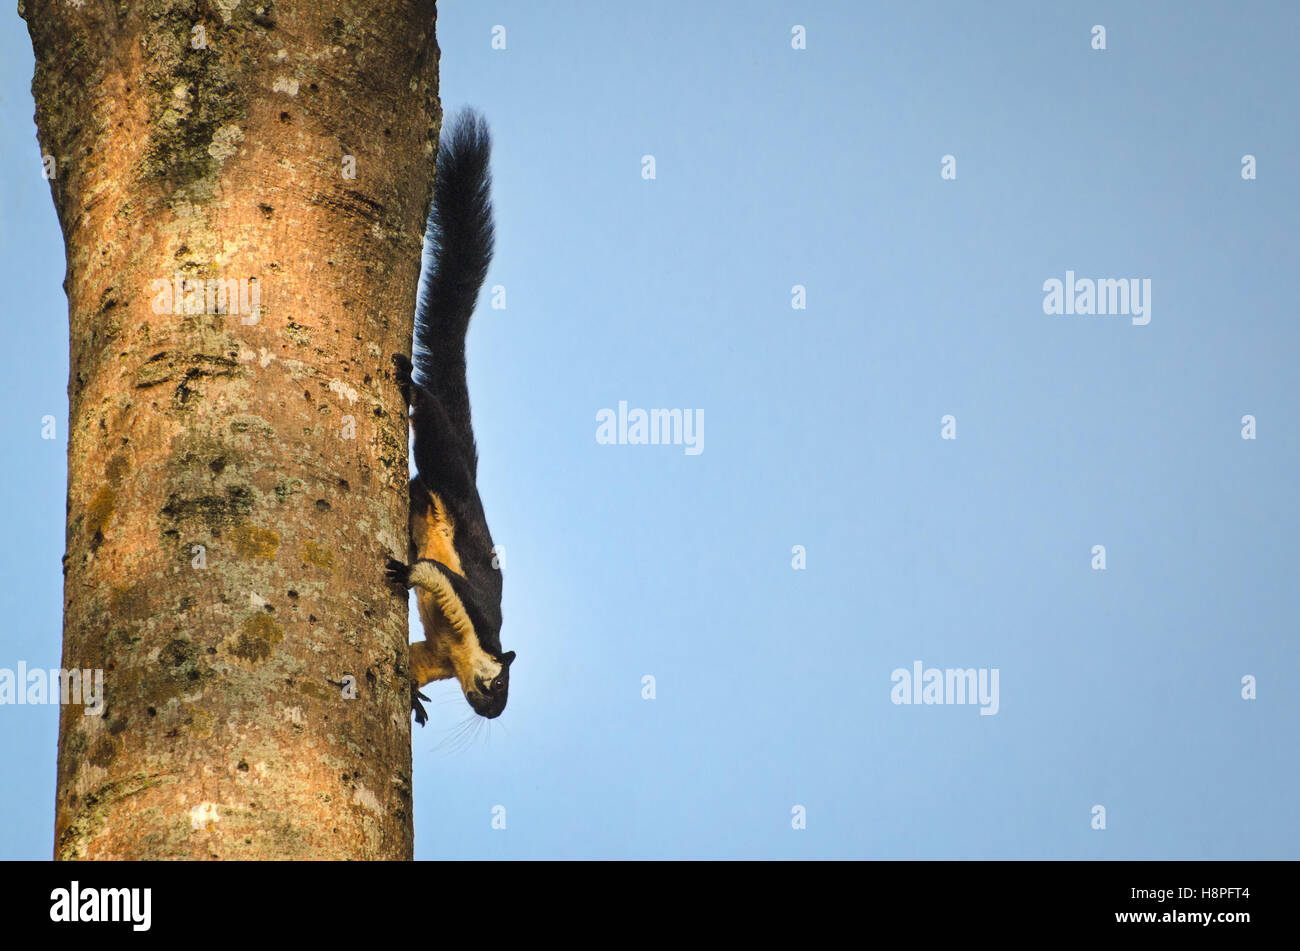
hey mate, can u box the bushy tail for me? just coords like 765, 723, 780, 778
413, 108, 495, 442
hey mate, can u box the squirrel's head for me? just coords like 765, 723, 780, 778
462, 649, 515, 718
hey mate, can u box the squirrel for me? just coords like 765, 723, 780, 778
386, 109, 514, 725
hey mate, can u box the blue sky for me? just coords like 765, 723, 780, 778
2, 1, 1297, 859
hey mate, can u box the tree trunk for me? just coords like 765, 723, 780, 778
21, 0, 439, 860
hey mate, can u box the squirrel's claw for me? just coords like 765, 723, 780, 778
411, 683, 430, 727
392, 352, 413, 385
386, 558, 411, 589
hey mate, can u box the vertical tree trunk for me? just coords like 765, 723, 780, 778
21, 0, 439, 860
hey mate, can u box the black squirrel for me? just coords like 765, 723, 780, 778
387, 109, 514, 725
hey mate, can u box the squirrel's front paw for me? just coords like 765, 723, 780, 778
411, 683, 431, 727
391, 353, 413, 386
386, 558, 412, 589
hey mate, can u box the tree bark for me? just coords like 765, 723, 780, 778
21, 0, 439, 860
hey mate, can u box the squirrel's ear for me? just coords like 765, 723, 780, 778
501, 651, 516, 667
